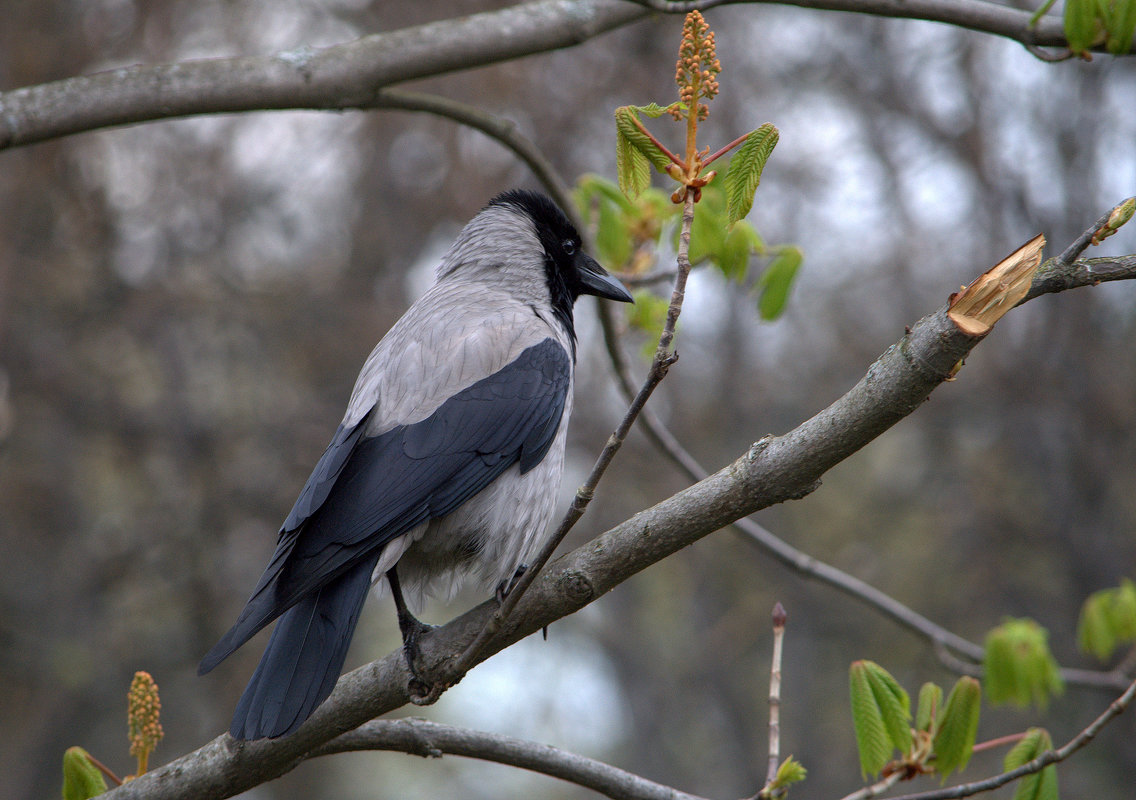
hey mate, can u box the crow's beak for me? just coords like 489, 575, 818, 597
576, 252, 634, 303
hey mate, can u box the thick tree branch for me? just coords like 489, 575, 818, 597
103, 221, 1136, 799
0, 0, 645, 150
0, 0, 1110, 152
310, 718, 709, 800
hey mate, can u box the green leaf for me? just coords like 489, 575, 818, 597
1064, 0, 1100, 53
1078, 590, 1118, 661
1104, 0, 1136, 54
616, 127, 651, 201
915, 682, 943, 734
723, 123, 779, 225
771, 756, 808, 789
595, 193, 632, 269
632, 102, 676, 119
62, 747, 107, 800
718, 222, 760, 282
575, 173, 635, 214
1005, 728, 1059, 800
1077, 579, 1136, 661
932, 676, 981, 777
757, 246, 803, 320
849, 661, 912, 776
984, 619, 1064, 708
615, 106, 675, 175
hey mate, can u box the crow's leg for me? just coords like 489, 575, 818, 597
495, 563, 528, 603
387, 567, 435, 697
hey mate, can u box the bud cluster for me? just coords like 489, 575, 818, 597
671, 10, 721, 122
127, 671, 164, 772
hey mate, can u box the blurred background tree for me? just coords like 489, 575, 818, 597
1, 1, 1134, 798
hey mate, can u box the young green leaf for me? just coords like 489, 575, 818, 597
1077, 579, 1136, 661
984, 618, 1064, 708
1064, 0, 1100, 54
1004, 728, 1059, 800
850, 661, 895, 777
62, 747, 107, 800
757, 246, 803, 320
866, 661, 913, 755
771, 756, 808, 789
632, 102, 676, 119
849, 661, 910, 776
915, 682, 943, 734
718, 223, 759, 281
723, 123, 779, 225
616, 126, 652, 200
687, 186, 728, 267
1104, 0, 1136, 54
575, 173, 636, 214
1078, 590, 1118, 661
615, 106, 676, 174
932, 676, 981, 776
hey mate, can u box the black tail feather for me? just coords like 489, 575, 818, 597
228, 555, 378, 740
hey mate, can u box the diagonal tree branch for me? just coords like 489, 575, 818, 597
310, 718, 709, 800
102, 215, 1136, 799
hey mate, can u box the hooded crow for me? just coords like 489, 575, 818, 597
198, 190, 633, 740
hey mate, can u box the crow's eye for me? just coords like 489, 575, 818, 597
562, 239, 576, 256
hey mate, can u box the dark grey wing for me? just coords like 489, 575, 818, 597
199, 337, 570, 674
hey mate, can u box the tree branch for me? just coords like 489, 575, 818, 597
0, 0, 647, 150
309, 718, 709, 800
0, 0, 1113, 152
101, 218, 1136, 799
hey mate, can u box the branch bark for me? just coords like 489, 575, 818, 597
0, 0, 1107, 152
98, 223, 1136, 799
310, 718, 709, 800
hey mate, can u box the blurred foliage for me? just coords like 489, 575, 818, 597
1077, 578, 1136, 661
984, 619, 1064, 709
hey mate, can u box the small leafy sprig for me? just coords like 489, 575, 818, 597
61, 670, 166, 800
614, 10, 778, 224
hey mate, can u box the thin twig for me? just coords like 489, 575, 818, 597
836, 770, 905, 800
1054, 197, 1136, 267
312, 718, 710, 800
765, 603, 787, 791
886, 677, 1136, 800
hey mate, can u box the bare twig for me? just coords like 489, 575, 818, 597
311, 718, 709, 800
1053, 197, 1135, 267
765, 604, 788, 792
837, 771, 905, 800
885, 677, 1136, 800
